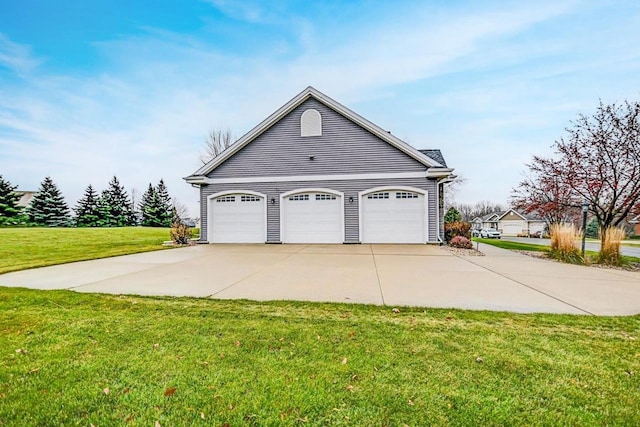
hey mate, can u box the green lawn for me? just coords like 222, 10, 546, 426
473, 238, 549, 252
474, 238, 640, 264
0, 288, 638, 426
0, 227, 174, 274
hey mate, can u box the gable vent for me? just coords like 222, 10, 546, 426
301, 109, 322, 137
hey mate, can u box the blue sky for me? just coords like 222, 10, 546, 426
1, 0, 639, 216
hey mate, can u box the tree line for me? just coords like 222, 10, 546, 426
0, 175, 179, 228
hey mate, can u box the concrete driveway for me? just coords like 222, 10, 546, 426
1, 244, 639, 315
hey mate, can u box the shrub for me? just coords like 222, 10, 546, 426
449, 236, 473, 249
598, 226, 625, 265
169, 220, 193, 245
444, 221, 471, 242
444, 207, 462, 223
549, 224, 583, 264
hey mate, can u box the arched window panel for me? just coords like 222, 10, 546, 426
301, 109, 322, 136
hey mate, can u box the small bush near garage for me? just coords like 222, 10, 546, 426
449, 235, 472, 249
169, 220, 193, 245
444, 221, 471, 242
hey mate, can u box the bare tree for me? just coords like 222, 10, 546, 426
171, 197, 189, 220
454, 200, 505, 221
443, 175, 466, 210
200, 128, 235, 164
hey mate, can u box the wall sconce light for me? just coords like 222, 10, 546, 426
349, 196, 354, 203
309, 155, 315, 160
270, 198, 275, 204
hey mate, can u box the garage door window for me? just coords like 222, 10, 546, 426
216, 195, 235, 203
396, 192, 418, 199
367, 192, 389, 199
289, 194, 309, 201
315, 194, 336, 200
240, 195, 260, 202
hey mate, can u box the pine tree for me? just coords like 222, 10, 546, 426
0, 175, 24, 225
155, 179, 173, 227
444, 206, 462, 223
585, 217, 599, 238
139, 183, 160, 227
98, 176, 136, 227
74, 184, 101, 227
27, 177, 71, 227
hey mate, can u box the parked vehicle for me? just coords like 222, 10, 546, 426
471, 229, 481, 237
480, 228, 501, 239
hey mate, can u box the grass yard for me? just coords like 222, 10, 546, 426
474, 238, 640, 265
1, 288, 639, 426
0, 227, 173, 274
472, 238, 549, 252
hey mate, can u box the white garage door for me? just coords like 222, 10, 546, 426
501, 223, 525, 236
362, 190, 426, 243
210, 194, 265, 243
282, 192, 342, 243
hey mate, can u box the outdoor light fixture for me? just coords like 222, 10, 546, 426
309, 155, 315, 160
581, 200, 589, 256
349, 196, 354, 203
271, 198, 275, 204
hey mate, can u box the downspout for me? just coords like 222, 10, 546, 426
436, 180, 443, 244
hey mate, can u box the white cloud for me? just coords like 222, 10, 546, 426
0, 33, 41, 76
2, 0, 639, 217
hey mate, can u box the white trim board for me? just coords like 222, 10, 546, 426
186, 170, 452, 185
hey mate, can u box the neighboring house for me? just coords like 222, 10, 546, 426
631, 214, 640, 236
185, 86, 455, 244
472, 209, 546, 237
15, 191, 38, 208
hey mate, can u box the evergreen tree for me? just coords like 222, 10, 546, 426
74, 184, 101, 227
155, 179, 173, 227
27, 177, 71, 227
139, 183, 160, 226
585, 217, 599, 238
138, 180, 174, 227
0, 175, 24, 225
444, 206, 462, 223
98, 176, 136, 227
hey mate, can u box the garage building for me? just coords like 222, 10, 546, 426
185, 87, 455, 244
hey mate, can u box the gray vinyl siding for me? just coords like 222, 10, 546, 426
208, 98, 426, 179
199, 178, 441, 244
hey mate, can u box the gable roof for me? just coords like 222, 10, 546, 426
497, 209, 527, 221
186, 86, 452, 181
631, 214, 640, 223
482, 212, 502, 221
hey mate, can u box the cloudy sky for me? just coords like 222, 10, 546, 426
1, 0, 639, 216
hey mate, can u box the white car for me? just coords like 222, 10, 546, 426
480, 228, 501, 239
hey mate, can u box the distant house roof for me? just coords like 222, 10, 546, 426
15, 191, 37, 208
631, 214, 640, 224
482, 212, 503, 221
478, 209, 546, 222
418, 149, 447, 167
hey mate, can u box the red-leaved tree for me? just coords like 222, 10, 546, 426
513, 100, 640, 242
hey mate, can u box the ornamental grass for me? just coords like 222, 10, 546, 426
549, 223, 583, 264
